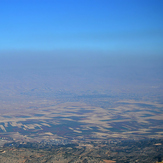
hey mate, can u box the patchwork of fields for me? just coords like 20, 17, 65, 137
0, 99, 163, 144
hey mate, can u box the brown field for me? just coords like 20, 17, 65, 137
0, 98, 163, 144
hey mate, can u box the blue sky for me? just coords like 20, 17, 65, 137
0, 0, 163, 54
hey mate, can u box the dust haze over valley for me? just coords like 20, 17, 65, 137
0, 52, 163, 141
0, 52, 163, 162
0, 52, 162, 99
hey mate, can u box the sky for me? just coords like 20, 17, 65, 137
0, 0, 163, 55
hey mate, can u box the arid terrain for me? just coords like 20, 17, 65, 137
0, 95, 163, 162
0, 138, 163, 163
0, 99, 163, 144
0, 55, 162, 162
